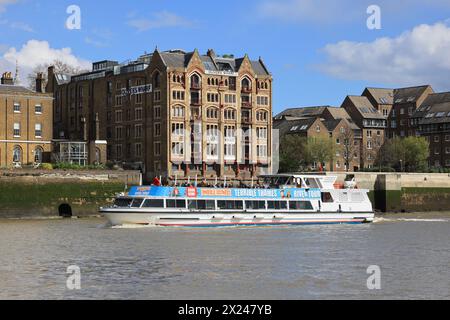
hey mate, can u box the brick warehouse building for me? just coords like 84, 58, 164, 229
46, 48, 273, 181
0, 72, 53, 168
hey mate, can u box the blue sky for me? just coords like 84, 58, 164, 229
1, 0, 450, 114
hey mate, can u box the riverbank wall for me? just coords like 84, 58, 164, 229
0, 170, 142, 218
331, 172, 450, 213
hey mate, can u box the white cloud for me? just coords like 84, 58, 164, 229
0, 0, 18, 13
318, 22, 450, 90
127, 11, 194, 32
0, 40, 90, 85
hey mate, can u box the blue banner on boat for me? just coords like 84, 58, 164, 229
128, 186, 321, 200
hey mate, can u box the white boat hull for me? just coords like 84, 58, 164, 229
100, 209, 374, 227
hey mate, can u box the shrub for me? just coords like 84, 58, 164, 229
41, 163, 53, 170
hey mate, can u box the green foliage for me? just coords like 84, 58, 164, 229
380, 136, 429, 172
304, 136, 337, 170
41, 163, 53, 170
53, 162, 106, 170
279, 135, 308, 173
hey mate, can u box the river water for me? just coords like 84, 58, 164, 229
0, 214, 449, 300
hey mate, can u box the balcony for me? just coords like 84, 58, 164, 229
241, 86, 252, 94
190, 99, 202, 107
241, 102, 252, 108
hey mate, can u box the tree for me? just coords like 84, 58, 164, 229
380, 136, 429, 172
279, 135, 308, 173
304, 136, 337, 171
27, 60, 88, 91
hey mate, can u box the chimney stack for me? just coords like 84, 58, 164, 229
1, 72, 14, 85
36, 72, 44, 93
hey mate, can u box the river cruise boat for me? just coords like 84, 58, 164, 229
100, 174, 374, 227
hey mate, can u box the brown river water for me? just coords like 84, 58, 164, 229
0, 213, 449, 300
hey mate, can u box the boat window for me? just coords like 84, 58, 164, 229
131, 199, 144, 208
289, 201, 314, 210
321, 192, 334, 203
217, 200, 244, 210
188, 200, 215, 210
142, 199, 165, 208
245, 201, 266, 210
267, 201, 288, 210
166, 199, 187, 208
114, 198, 133, 207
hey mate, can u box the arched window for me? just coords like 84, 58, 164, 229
173, 75, 176, 82
13, 145, 22, 164
153, 72, 160, 88
172, 105, 185, 118
191, 74, 200, 88
95, 148, 101, 164
224, 109, 236, 120
256, 110, 268, 122
207, 107, 219, 119
241, 78, 251, 90
34, 146, 44, 164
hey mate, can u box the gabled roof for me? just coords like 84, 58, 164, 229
158, 49, 271, 75
413, 92, 450, 124
393, 85, 432, 104
274, 106, 330, 119
273, 117, 317, 136
364, 87, 394, 105
0, 84, 52, 97
346, 96, 385, 119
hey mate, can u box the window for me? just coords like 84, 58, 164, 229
13, 102, 20, 113
435, 136, 440, 143
154, 123, 161, 137
172, 106, 185, 118
224, 94, 236, 104
172, 91, 185, 101
13, 146, 22, 163
13, 123, 20, 137
153, 91, 161, 102
154, 142, 161, 156
207, 93, 219, 103
188, 200, 215, 210
257, 145, 267, 157
257, 96, 269, 106
34, 147, 43, 163
115, 127, 123, 140
35, 123, 42, 138
256, 111, 268, 122
172, 142, 184, 156
153, 73, 160, 89
115, 110, 123, 123
167, 200, 187, 209
206, 108, 219, 119
135, 124, 143, 138
289, 201, 313, 210
257, 127, 268, 140
35, 104, 42, 114
143, 199, 164, 208
367, 141, 372, 149
135, 108, 143, 120
224, 109, 236, 120
154, 106, 161, 119
316, 125, 321, 132
135, 143, 142, 157
126, 198, 142, 208
245, 201, 266, 210
218, 201, 244, 210
267, 201, 288, 210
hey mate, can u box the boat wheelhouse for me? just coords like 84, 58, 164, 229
100, 174, 374, 227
